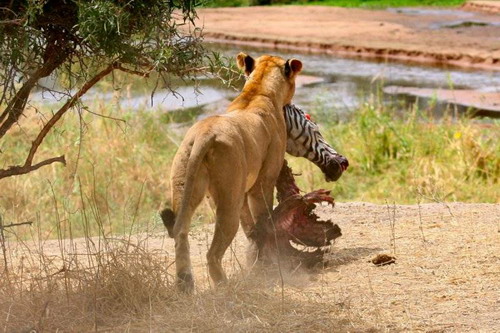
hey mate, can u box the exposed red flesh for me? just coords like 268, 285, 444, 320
259, 160, 342, 266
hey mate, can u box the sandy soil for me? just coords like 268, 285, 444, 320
196, 4, 500, 114
197, 5, 500, 71
463, 1, 500, 14
6, 202, 499, 331
384, 85, 500, 112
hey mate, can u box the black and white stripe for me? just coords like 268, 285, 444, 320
284, 104, 339, 167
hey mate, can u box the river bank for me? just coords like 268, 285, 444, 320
197, 5, 500, 71
196, 5, 500, 115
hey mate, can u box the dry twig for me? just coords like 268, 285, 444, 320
0, 62, 150, 180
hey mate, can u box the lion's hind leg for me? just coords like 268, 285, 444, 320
206, 157, 246, 285
171, 167, 209, 293
207, 192, 244, 285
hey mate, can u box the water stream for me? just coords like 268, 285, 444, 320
30, 44, 500, 120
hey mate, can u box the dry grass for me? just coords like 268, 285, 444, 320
0, 98, 498, 240
0, 227, 371, 332
0, 89, 498, 331
1, 201, 498, 332
0, 231, 175, 331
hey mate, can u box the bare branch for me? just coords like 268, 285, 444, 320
82, 108, 126, 123
0, 63, 117, 180
179, 66, 210, 75
0, 48, 68, 139
115, 64, 151, 77
0, 18, 24, 26
0, 221, 33, 229
24, 63, 117, 167
0, 155, 66, 179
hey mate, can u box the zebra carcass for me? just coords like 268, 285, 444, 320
252, 104, 348, 266
252, 160, 342, 267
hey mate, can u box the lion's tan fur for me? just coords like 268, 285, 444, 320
163, 53, 302, 291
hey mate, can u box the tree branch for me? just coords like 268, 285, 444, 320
0, 221, 33, 229
0, 155, 66, 179
0, 19, 25, 26
24, 63, 117, 167
0, 63, 117, 180
0, 46, 68, 140
115, 64, 151, 77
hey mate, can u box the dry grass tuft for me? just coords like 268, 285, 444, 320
1, 202, 498, 332
146, 278, 372, 332
1, 233, 176, 331
0, 90, 498, 332
0, 229, 373, 332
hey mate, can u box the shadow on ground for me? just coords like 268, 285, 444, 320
324, 246, 383, 269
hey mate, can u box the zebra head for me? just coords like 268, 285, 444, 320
284, 104, 349, 182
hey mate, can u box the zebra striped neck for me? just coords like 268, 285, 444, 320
283, 104, 348, 182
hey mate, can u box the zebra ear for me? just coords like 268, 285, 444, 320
236, 52, 255, 76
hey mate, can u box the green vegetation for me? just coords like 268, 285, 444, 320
290, 0, 466, 8
204, 0, 250, 7
1, 95, 497, 239
290, 102, 499, 203
207, 0, 465, 8
0, 107, 179, 238
0, 0, 205, 180
445, 21, 489, 29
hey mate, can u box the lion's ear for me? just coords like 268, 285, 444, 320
236, 52, 255, 76
285, 58, 302, 77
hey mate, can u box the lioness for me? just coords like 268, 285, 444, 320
162, 53, 302, 292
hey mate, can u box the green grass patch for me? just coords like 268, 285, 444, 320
0, 98, 498, 239
0, 106, 187, 239
204, 0, 250, 7
206, 0, 465, 8
289, 103, 499, 203
290, 0, 465, 8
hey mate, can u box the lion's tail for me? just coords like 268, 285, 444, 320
161, 134, 216, 238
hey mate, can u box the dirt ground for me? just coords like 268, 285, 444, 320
6, 202, 499, 331
383, 86, 500, 112
191, 202, 500, 331
463, 1, 500, 14
197, 5, 500, 71
196, 3, 500, 115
